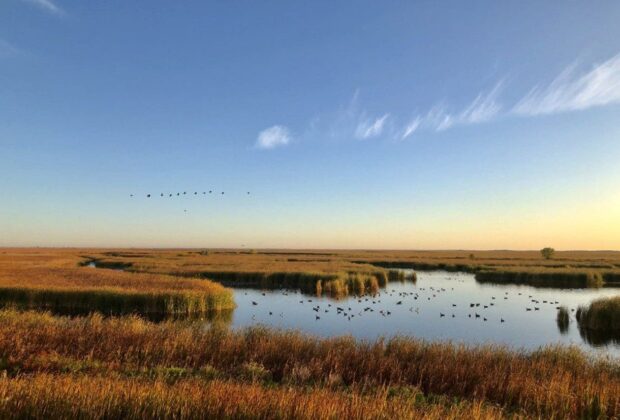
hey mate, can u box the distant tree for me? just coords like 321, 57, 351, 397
469, 253, 475, 260
540, 247, 555, 260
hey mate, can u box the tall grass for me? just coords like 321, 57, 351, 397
576, 295, 620, 331
0, 255, 235, 316
0, 286, 235, 318
319, 272, 388, 297
475, 269, 605, 288
0, 309, 618, 419
191, 270, 390, 298
361, 260, 480, 273
76, 248, 620, 290
0, 374, 505, 420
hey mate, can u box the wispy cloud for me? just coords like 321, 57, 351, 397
355, 113, 390, 139
0, 39, 20, 59
272, 52, 620, 146
401, 81, 504, 138
401, 116, 421, 139
457, 81, 504, 124
513, 54, 620, 116
21, 0, 65, 16
256, 125, 291, 149
308, 90, 393, 142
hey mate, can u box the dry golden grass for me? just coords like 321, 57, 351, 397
0, 250, 234, 315
0, 374, 507, 420
0, 309, 618, 419
80, 248, 620, 286
1, 248, 620, 418
577, 295, 620, 331
4, 248, 620, 291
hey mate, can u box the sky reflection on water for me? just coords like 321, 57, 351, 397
228, 270, 620, 357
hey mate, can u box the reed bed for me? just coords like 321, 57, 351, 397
0, 309, 618, 419
193, 270, 389, 298
0, 286, 234, 317
0, 374, 506, 420
577, 295, 620, 332
80, 248, 620, 290
0, 255, 235, 316
475, 269, 605, 288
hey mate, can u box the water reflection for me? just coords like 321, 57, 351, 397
228, 270, 620, 357
578, 327, 620, 347
556, 307, 570, 334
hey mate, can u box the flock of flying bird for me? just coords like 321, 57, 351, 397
130, 190, 251, 198
244, 275, 573, 327
130, 190, 251, 212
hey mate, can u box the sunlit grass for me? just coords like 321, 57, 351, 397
83, 248, 620, 289
0, 309, 618, 419
0, 253, 235, 316
577, 295, 620, 331
0, 374, 507, 419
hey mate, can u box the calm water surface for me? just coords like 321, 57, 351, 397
228, 270, 620, 357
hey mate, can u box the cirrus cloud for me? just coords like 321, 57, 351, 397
513, 54, 620, 116
355, 113, 390, 139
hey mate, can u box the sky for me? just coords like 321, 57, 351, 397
1, 1, 620, 249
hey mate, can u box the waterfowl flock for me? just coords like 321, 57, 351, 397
240, 272, 599, 345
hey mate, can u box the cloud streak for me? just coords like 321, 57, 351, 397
21, 0, 65, 16
355, 114, 390, 139
256, 125, 291, 149
264, 52, 620, 146
513, 54, 620, 116
401, 81, 504, 139
401, 116, 421, 139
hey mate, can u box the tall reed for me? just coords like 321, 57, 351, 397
475, 270, 604, 288
576, 295, 620, 331
0, 309, 617, 419
0, 374, 505, 420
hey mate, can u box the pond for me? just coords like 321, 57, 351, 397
229, 270, 620, 357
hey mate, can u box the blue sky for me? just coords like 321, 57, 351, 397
1, 1, 620, 249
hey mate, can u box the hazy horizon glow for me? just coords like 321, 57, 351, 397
1, 1, 620, 249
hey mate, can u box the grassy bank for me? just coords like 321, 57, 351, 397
577, 295, 620, 332
357, 260, 480, 273
475, 269, 605, 288
0, 374, 504, 420
0, 309, 618, 419
0, 286, 235, 318
189, 270, 392, 298
81, 248, 620, 289
0, 254, 235, 316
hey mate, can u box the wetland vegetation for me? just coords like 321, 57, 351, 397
0, 308, 619, 419
577, 296, 620, 334
0, 248, 619, 419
